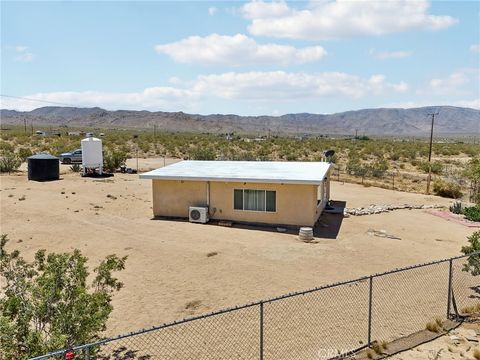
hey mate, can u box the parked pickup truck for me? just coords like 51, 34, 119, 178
58, 149, 82, 164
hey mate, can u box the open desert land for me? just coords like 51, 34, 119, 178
0, 158, 476, 338
0, 159, 474, 335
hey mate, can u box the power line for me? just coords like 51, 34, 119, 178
0, 94, 75, 107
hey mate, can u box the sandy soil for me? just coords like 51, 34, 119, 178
0, 158, 477, 344
390, 323, 480, 360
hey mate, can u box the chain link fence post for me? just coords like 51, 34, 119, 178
447, 258, 453, 320
367, 275, 374, 347
260, 301, 264, 360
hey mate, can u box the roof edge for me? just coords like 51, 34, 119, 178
139, 174, 326, 185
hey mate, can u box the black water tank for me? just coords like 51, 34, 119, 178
27, 154, 60, 181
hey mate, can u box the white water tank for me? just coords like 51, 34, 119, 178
81, 137, 103, 169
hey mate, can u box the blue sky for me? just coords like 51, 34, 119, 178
1, 0, 479, 115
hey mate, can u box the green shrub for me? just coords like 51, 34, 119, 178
190, 147, 216, 160
461, 231, 480, 275
0, 234, 127, 359
369, 159, 389, 178
18, 147, 33, 161
433, 180, 462, 199
103, 151, 127, 172
0, 141, 14, 152
0, 151, 21, 173
419, 161, 443, 174
464, 206, 480, 222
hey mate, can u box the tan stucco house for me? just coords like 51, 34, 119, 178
140, 161, 332, 227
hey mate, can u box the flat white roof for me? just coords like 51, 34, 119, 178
139, 161, 332, 185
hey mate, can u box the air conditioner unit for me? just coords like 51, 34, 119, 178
189, 206, 209, 224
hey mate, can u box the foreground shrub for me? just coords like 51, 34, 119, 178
461, 231, 480, 275
464, 205, 480, 222
433, 180, 462, 199
0, 151, 21, 173
0, 234, 127, 359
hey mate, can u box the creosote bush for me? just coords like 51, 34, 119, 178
461, 230, 480, 275
103, 150, 127, 172
433, 179, 463, 199
0, 234, 127, 359
464, 205, 480, 222
0, 150, 21, 173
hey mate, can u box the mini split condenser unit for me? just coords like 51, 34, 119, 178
189, 206, 209, 224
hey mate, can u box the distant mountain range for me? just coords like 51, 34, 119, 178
1, 106, 478, 136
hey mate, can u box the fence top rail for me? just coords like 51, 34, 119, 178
27, 251, 480, 360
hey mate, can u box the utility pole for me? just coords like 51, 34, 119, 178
426, 112, 439, 194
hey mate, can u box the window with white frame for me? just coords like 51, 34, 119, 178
234, 189, 276, 212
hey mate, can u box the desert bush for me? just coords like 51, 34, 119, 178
461, 303, 480, 314
103, 150, 127, 172
369, 159, 389, 177
417, 161, 443, 175
0, 234, 127, 359
346, 157, 366, 176
433, 180, 462, 199
425, 320, 440, 332
190, 147, 216, 160
17, 147, 33, 161
465, 158, 480, 204
0, 151, 21, 173
464, 206, 480, 222
0, 141, 14, 152
389, 152, 400, 161
461, 231, 480, 275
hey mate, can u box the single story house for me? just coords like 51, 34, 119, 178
139, 161, 333, 227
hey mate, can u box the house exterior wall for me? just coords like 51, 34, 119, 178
151, 176, 331, 226
209, 182, 317, 226
151, 180, 208, 218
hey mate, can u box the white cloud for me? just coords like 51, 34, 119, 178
369, 48, 413, 59
241, 0, 458, 40
1, 71, 408, 112
14, 45, 34, 62
208, 6, 218, 15
470, 44, 480, 53
155, 34, 327, 66
421, 68, 479, 96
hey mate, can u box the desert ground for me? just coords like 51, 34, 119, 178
389, 323, 480, 360
0, 158, 477, 346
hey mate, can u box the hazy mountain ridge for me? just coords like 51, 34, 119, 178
1, 106, 478, 136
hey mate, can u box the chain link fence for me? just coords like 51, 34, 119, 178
28, 252, 480, 360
